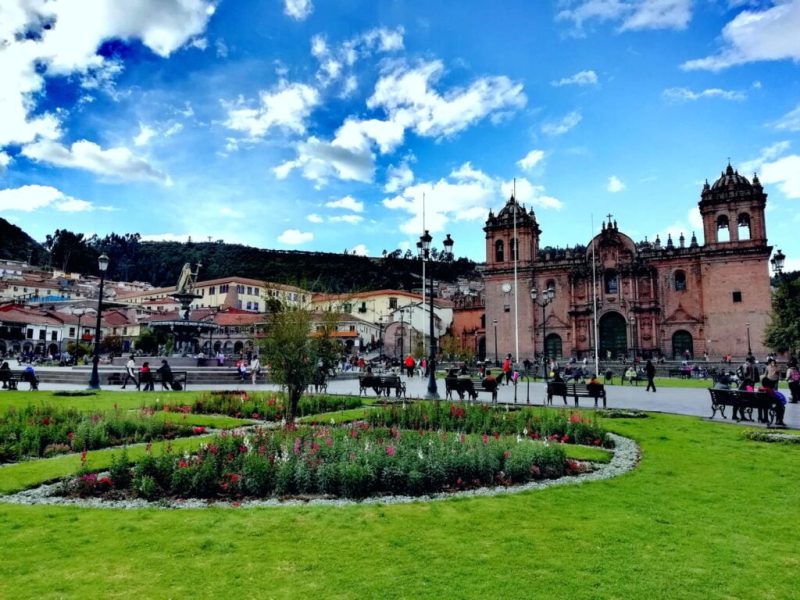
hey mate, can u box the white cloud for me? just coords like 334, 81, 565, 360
134, 123, 157, 146
653, 207, 705, 246
383, 162, 563, 235
307, 213, 324, 223
682, 1, 800, 71
223, 81, 320, 138
0, 184, 95, 212
284, 0, 313, 20
541, 110, 582, 136
557, 0, 692, 33
551, 70, 598, 87
311, 27, 404, 89
517, 149, 546, 171
607, 176, 626, 192
219, 206, 244, 218
349, 244, 369, 256
0, 0, 215, 149
663, 87, 746, 101
325, 195, 364, 212
278, 229, 314, 245
21, 139, 170, 184
368, 60, 526, 139
0, 152, 11, 172
772, 104, 800, 132
273, 136, 375, 184
739, 141, 791, 174
760, 155, 800, 199
330, 214, 364, 224
384, 162, 415, 193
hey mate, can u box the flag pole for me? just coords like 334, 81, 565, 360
591, 214, 599, 377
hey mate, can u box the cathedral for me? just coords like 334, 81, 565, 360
482, 164, 774, 361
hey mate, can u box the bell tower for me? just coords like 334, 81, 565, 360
698, 163, 767, 249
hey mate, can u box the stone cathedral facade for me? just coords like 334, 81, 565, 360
482, 164, 774, 361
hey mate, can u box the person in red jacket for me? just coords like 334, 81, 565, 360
404, 354, 415, 377
501, 354, 512, 385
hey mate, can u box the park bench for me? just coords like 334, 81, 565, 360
546, 381, 607, 408
444, 376, 498, 402
622, 372, 645, 386
358, 375, 406, 398
708, 388, 777, 425
668, 368, 692, 379
1, 370, 38, 391
109, 370, 188, 390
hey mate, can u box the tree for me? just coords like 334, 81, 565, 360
765, 273, 800, 356
315, 311, 342, 376
259, 308, 317, 422
101, 334, 123, 356
439, 334, 475, 362
135, 327, 169, 355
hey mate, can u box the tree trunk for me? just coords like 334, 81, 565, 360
287, 385, 303, 423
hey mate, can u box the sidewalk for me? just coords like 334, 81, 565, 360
21, 374, 800, 429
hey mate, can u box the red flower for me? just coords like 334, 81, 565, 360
503, 450, 511, 459
207, 444, 218, 455
569, 413, 582, 424
493, 432, 500, 440
178, 459, 189, 469
593, 438, 602, 446
482, 434, 489, 444
386, 445, 396, 457
192, 426, 206, 435
561, 434, 570, 443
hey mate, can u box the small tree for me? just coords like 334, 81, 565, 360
259, 308, 317, 422
101, 334, 123, 356
765, 273, 800, 356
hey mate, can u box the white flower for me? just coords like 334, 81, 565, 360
522, 428, 528, 436
516, 435, 523, 443
330, 418, 335, 425
417, 449, 424, 460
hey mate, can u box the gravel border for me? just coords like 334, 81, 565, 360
0, 433, 639, 510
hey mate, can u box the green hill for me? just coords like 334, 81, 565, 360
0, 218, 47, 265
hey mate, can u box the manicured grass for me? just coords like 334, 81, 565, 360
145, 411, 252, 430
0, 435, 215, 494
0, 391, 187, 413
0, 409, 798, 598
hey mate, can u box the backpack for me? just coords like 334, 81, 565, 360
790, 368, 800, 383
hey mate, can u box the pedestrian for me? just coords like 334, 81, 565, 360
139, 361, 154, 391
786, 358, 800, 403
404, 354, 415, 378
250, 355, 261, 385
157, 359, 173, 391
502, 354, 512, 385
765, 358, 780, 389
121, 354, 139, 390
645, 359, 656, 392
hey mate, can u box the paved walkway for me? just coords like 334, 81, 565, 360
18, 372, 799, 429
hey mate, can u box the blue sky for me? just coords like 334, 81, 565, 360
1, 0, 799, 269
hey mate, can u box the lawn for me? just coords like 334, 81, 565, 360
0, 392, 797, 599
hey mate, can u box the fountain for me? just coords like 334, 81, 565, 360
150, 263, 218, 356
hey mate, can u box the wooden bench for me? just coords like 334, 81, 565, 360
2, 370, 38, 391
359, 375, 406, 398
547, 382, 607, 408
708, 388, 777, 424
443, 377, 498, 402
668, 368, 692, 379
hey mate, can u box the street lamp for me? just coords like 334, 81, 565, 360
628, 314, 637, 361
492, 319, 499, 367
770, 248, 786, 275
531, 285, 555, 383
418, 230, 454, 400
399, 310, 405, 359
746, 322, 752, 357
88, 253, 109, 389
377, 315, 385, 361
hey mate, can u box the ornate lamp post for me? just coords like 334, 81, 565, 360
531, 285, 555, 383
88, 253, 110, 389
771, 248, 786, 277
628, 314, 637, 361
418, 230, 454, 400
746, 322, 752, 357
493, 319, 499, 367
399, 309, 405, 359
378, 315, 385, 361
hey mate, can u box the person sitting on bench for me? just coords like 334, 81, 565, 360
21, 365, 39, 390
0, 361, 11, 389
482, 370, 498, 403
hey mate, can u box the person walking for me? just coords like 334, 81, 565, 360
502, 354, 512, 385
121, 355, 139, 390
139, 361, 154, 391
645, 359, 656, 392
250, 355, 261, 385
157, 359, 173, 391
786, 359, 800, 403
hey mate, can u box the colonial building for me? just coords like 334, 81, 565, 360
483, 164, 774, 361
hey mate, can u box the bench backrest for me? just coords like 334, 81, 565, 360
381, 376, 401, 386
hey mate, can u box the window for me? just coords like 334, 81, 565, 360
210, 286, 215, 295
38, 330, 45, 340
69, 327, 75, 337
717, 215, 730, 243
51, 331, 57, 341
495, 239, 505, 262
674, 270, 686, 292
247, 286, 252, 295
343, 303, 352, 313
389, 297, 398, 309
738, 213, 751, 241
504, 304, 511, 313
605, 271, 619, 294
254, 288, 259, 297
246, 301, 252, 310
123, 327, 128, 335
359, 301, 367, 313
510, 237, 518, 260
219, 284, 229, 293
349, 325, 356, 331
253, 302, 259, 312
732, 291, 742, 303
236, 284, 245, 293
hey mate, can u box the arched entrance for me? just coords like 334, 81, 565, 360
477, 336, 486, 361
672, 330, 693, 359
545, 333, 562, 359
599, 312, 627, 359
233, 341, 244, 354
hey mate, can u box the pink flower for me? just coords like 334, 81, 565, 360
293, 438, 302, 455
386, 445, 396, 457
482, 434, 489, 444
561, 434, 570, 443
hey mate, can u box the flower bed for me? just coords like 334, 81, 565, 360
157, 392, 362, 421
59, 404, 612, 502
366, 402, 613, 447
0, 405, 202, 463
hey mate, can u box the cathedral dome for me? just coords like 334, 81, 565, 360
711, 164, 751, 190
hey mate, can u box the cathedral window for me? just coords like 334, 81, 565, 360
716, 215, 730, 243
495, 240, 505, 262
604, 270, 618, 294
732, 291, 742, 303
546, 279, 556, 297
737, 213, 751, 241
674, 270, 686, 292
510, 238, 518, 260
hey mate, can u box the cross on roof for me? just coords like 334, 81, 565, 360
606, 213, 613, 222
